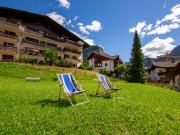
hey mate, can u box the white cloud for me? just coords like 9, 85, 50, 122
129, 22, 152, 37
78, 23, 83, 26
86, 21, 102, 32
144, 24, 153, 31
84, 38, 95, 45
57, 0, 70, 8
71, 30, 95, 45
130, 4, 180, 37
71, 25, 75, 28
47, 12, 66, 25
154, 4, 180, 28
66, 19, 72, 25
78, 20, 102, 35
147, 23, 179, 35
73, 16, 78, 21
79, 25, 90, 35
158, 4, 180, 25
129, 22, 146, 33
142, 37, 176, 58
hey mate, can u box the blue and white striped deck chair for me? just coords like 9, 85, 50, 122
57, 73, 89, 107
96, 75, 121, 96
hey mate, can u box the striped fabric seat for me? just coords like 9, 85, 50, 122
59, 74, 82, 94
57, 73, 89, 106
99, 75, 111, 90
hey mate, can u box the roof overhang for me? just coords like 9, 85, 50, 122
0, 6, 90, 49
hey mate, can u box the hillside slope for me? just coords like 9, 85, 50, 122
0, 62, 179, 134
0, 62, 98, 80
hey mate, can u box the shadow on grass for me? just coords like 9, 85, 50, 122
89, 94, 113, 99
32, 98, 71, 108
89, 94, 123, 100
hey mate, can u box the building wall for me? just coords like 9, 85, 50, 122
89, 58, 94, 68
102, 60, 114, 70
175, 74, 180, 89
0, 17, 83, 67
169, 74, 180, 90
148, 68, 166, 81
89, 59, 115, 71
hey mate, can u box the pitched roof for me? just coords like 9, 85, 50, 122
152, 61, 179, 68
87, 52, 120, 61
0, 6, 90, 48
147, 61, 179, 71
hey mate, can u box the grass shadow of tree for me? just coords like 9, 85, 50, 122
89, 94, 113, 99
32, 98, 71, 108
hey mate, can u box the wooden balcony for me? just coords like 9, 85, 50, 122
0, 45, 17, 54
23, 39, 58, 50
0, 31, 18, 40
63, 48, 81, 54
25, 27, 82, 47
21, 49, 43, 57
66, 39, 82, 47
64, 57, 81, 63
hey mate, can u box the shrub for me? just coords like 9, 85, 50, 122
38, 60, 45, 65
79, 60, 92, 70
43, 49, 57, 65
100, 69, 111, 77
19, 57, 33, 63
79, 64, 93, 70
114, 64, 127, 79
57, 60, 73, 68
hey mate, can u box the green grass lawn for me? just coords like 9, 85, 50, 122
0, 62, 180, 134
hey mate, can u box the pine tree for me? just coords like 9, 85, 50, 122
127, 30, 146, 83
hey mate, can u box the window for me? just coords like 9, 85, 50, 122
105, 63, 108, 67
25, 37, 39, 43
72, 56, 77, 60
64, 55, 69, 59
4, 30, 16, 36
47, 42, 57, 48
4, 42, 15, 47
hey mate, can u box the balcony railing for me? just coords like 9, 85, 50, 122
25, 27, 82, 47
0, 31, 18, 39
66, 39, 82, 47
23, 39, 41, 46
64, 57, 81, 62
63, 48, 81, 54
0, 45, 17, 52
23, 39, 57, 49
21, 49, 43, 57
43, 33, 64, 42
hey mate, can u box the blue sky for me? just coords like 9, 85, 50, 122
0, 0, 179, 62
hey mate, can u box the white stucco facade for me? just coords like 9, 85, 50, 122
89, 59, 115, 71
